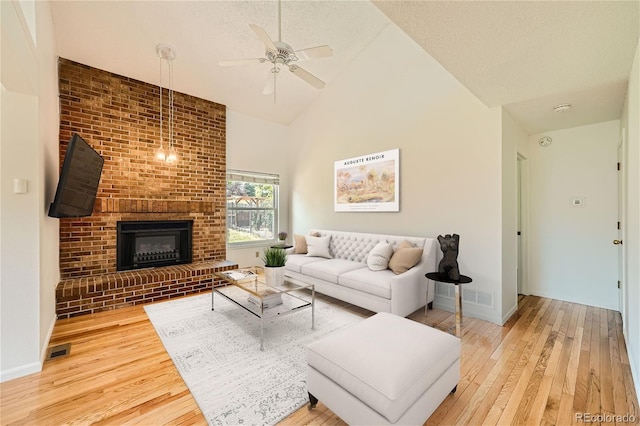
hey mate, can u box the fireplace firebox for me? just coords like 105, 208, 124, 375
117, 220, 193, 271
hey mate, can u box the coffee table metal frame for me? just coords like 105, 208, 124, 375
213, 271, 315, 351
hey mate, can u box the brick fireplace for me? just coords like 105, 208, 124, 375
116, 220, 193, 271
55, 59, 234, 318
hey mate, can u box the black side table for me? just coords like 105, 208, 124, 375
270, 244, 293, 250
425, 272, 472, 337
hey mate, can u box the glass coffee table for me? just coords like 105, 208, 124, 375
213, 267, 315, 351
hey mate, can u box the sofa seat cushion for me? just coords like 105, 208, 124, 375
307, 312, 461, 423
301, 259, 367, 284
338, 268, 395, 299
285, 254, 328, 274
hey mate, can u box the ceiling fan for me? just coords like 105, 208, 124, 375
218, 0, 333, 101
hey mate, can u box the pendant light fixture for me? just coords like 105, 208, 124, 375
155, 44, 177, 163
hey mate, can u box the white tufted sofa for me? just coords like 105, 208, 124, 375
284, 230, 437, 317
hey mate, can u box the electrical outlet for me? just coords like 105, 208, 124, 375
255, 251, 259, 258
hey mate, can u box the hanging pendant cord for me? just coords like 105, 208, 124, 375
159, 56, 164, 151
169, 58, 174, 151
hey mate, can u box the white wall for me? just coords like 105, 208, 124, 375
0, 0, 59, 382
501, 110, 529, 322
1, 87, 41, 380
288, 24, 505, 324
528, 121, 620, 310
621, 36, 640, 399
36, 0, 61, 372
225, 110, 289, 268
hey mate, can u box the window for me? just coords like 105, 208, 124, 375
226, 170, 279, 246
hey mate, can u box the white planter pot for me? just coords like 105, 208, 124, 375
264, 266, 284, 287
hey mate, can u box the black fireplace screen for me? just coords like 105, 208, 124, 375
117, 220, 193, 271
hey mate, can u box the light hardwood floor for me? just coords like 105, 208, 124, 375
1, 294, 637, 425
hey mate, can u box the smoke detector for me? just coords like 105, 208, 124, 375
539, 136, 552, 147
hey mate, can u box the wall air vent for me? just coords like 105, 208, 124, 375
435, 282, 494, 309
45, 343, 71, 361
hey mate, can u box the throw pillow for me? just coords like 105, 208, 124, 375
389, 241, 423, 274
367, 241, 394, 271
306, 235, 332, 258
293, 234, 308, 254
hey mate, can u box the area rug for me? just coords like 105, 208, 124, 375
144, 292, 364, 425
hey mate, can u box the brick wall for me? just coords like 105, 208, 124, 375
58, 59, 227, 279
55, 59, 230, 317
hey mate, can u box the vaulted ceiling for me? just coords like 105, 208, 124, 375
50, 0, 639, 134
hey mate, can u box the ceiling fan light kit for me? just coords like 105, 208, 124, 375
219, 0, 333, 103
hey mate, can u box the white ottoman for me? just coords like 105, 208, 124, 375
307, 312, 460, 425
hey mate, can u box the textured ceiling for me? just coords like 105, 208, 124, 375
372, 0, 640, 134
50, 0, 390, 125
50, 0, 639, 133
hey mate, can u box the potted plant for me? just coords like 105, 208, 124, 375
262, 246, 287, 287
277, 231, 288, 244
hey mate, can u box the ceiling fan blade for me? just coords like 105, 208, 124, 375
263, 67, 279, 95
288, 65, 325, 90
250, 24, 278, 53
294, 45, 333, 60
218, 58, 266, 67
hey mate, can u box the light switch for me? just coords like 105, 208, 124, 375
13, 178, 28, 194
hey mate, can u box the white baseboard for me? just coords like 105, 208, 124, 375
502, 303, 518, 325
625, 331, 640, 404
0, 362, 41, 383
527, 290, 618, 311
1, 314, 55, 383
40, 313, 57, 364
433, 296, 501, 325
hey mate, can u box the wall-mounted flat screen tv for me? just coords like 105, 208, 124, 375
48, 133, 104, 218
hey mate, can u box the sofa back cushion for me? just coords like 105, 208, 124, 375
310, 230, 427, 265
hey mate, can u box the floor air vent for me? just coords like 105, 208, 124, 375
45, 343, 71, 361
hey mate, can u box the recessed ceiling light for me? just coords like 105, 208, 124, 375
553, 103, 572, 112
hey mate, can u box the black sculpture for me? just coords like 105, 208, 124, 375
438, 234, 460, 281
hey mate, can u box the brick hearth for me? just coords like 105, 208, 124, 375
55, 59, 230, 317
55, 261, 236, 319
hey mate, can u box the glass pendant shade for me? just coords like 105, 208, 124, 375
156, 148, 166, 161
156, 44, 177, 164
166, 147, 177, 163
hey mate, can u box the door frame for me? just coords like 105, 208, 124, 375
517, 153, 529, 295
619, 128, 628, 334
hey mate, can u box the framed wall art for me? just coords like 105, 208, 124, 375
334, 149, 399, 212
